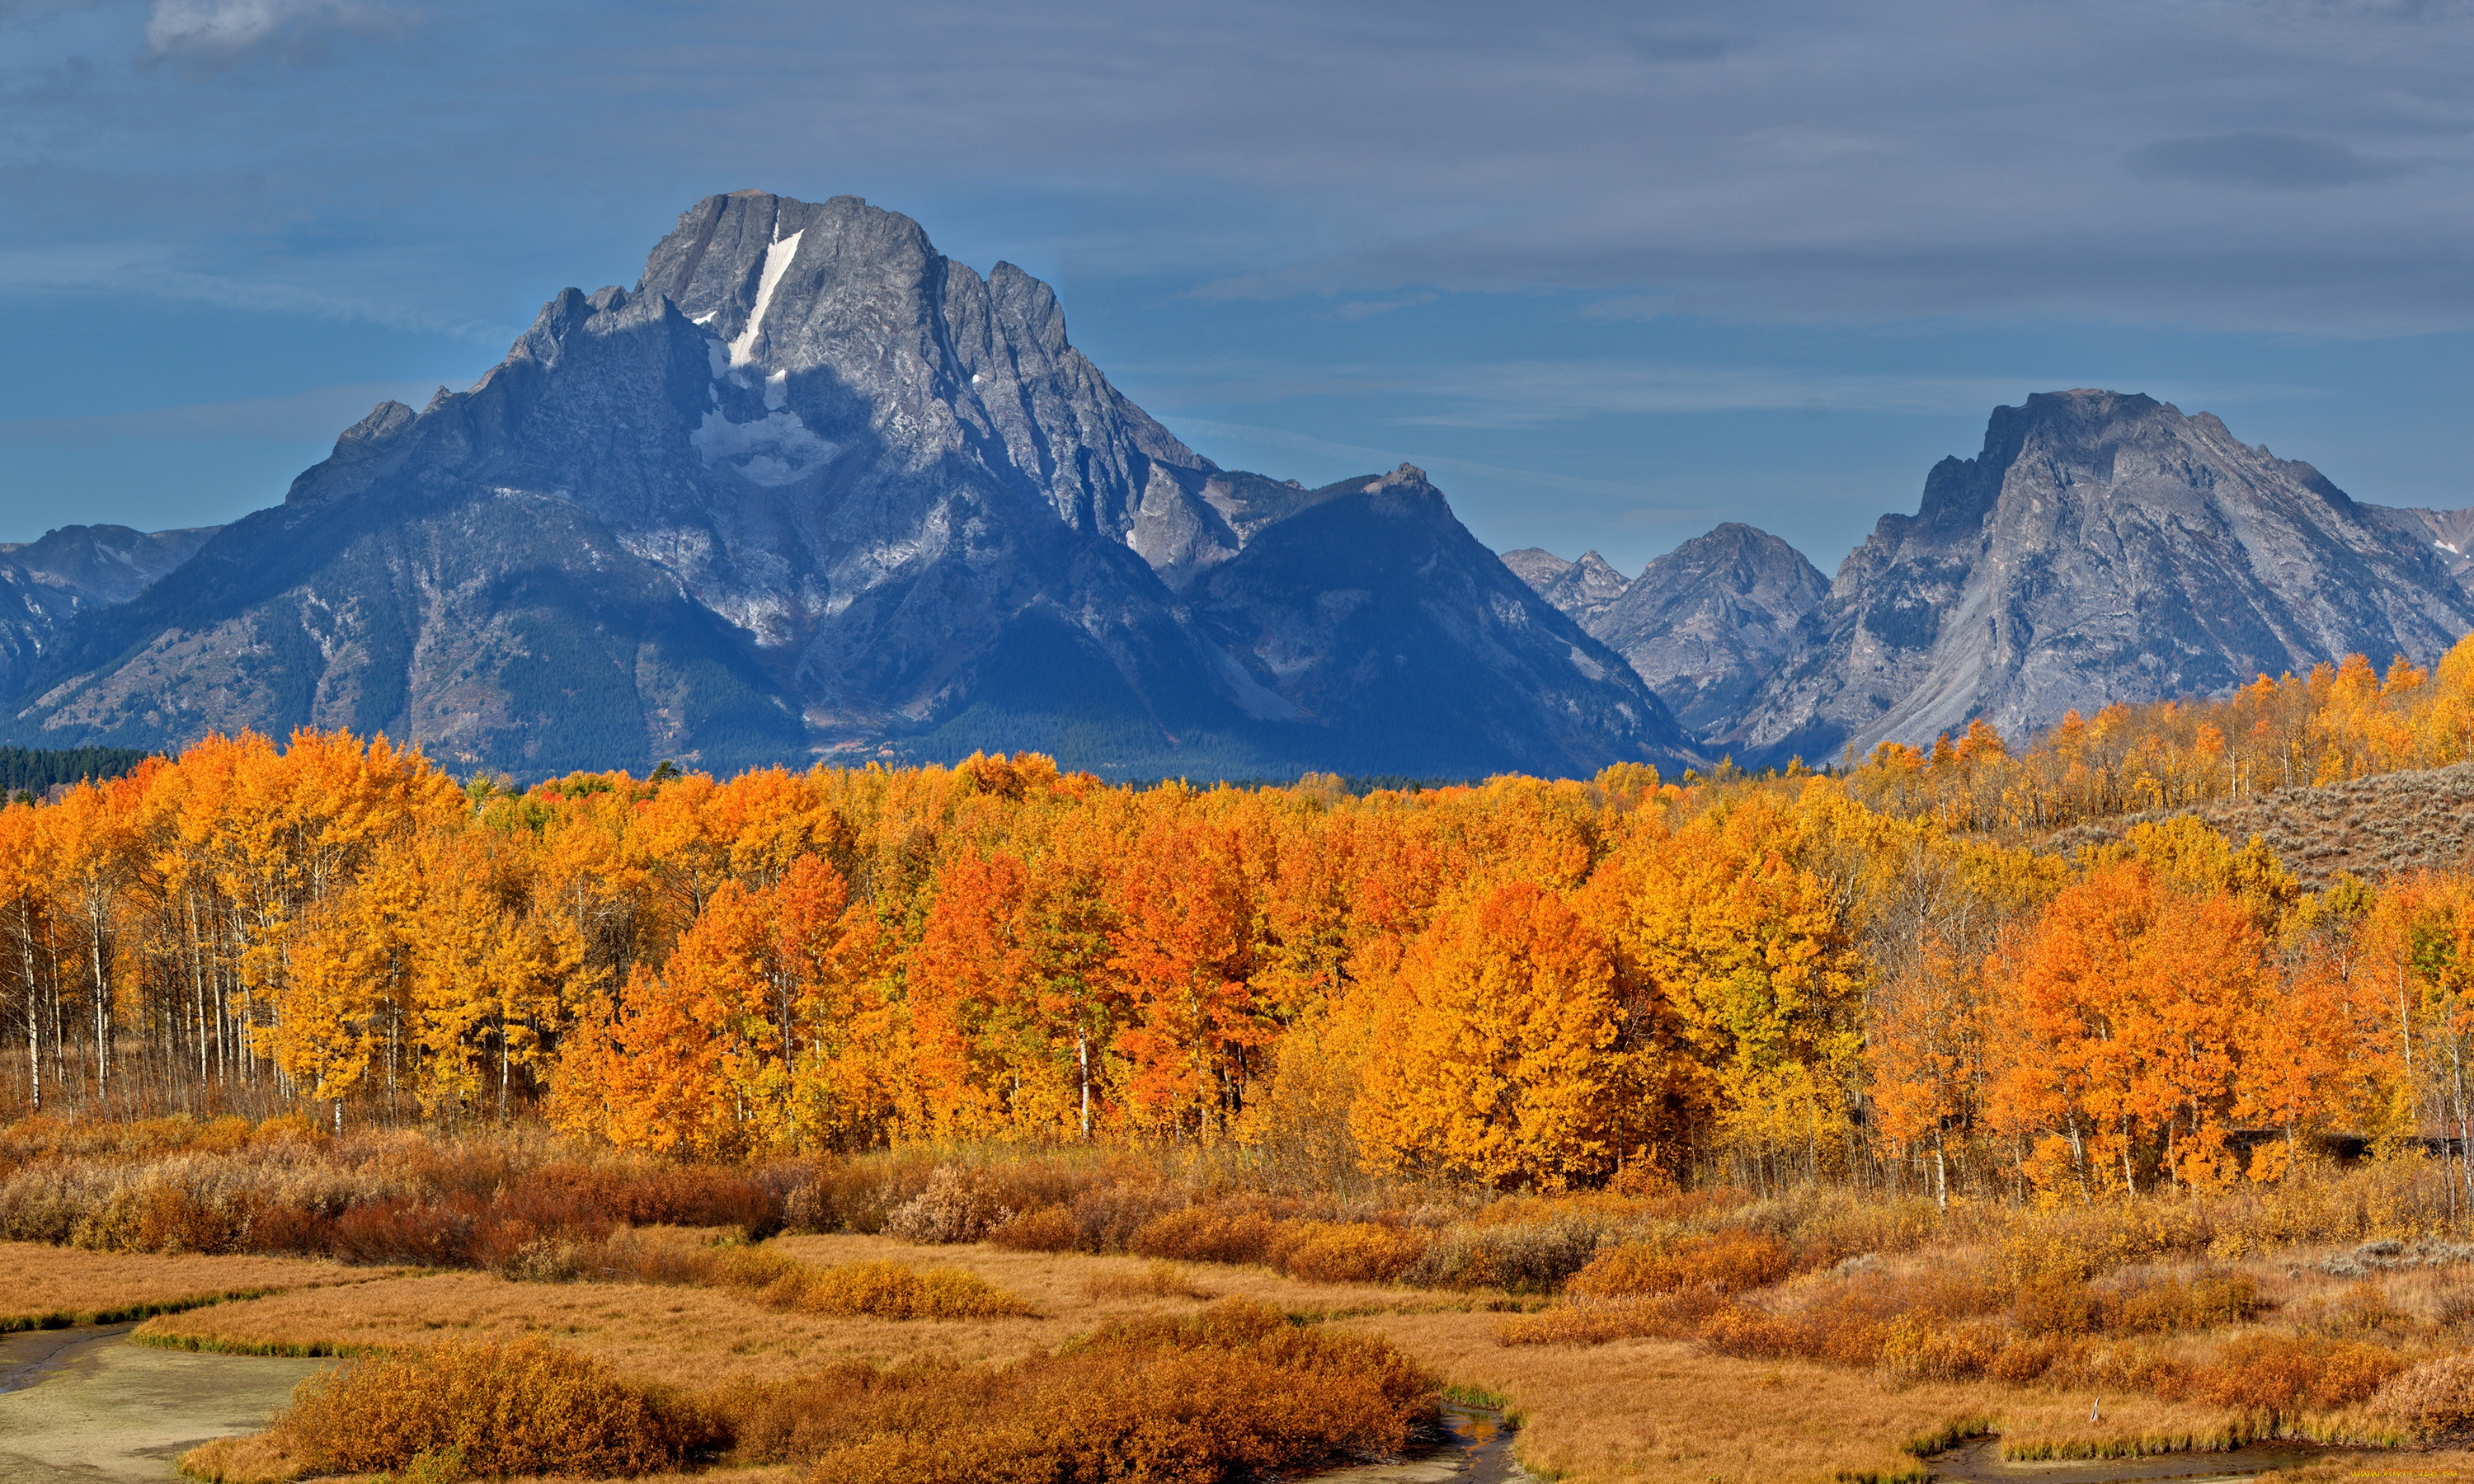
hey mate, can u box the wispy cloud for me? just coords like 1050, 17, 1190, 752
2124, 133, 2410, 190
143, 0, 410, 71
1155, 359, 2317, 428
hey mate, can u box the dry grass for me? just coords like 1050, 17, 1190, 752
0, 1240, 390, 1329
136, 1234, 1463, 1388
1340, 1308, 2257, 1484
1080, 1259, 1215, 1303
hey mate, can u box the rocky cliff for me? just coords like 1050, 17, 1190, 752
1590, 524, 1829, 744
0, 524, 217, 701
1500, 548, 1630, 632
7, 192, 1694, 781
1736, 390, 2474, 767
2368, 504, 2474, 588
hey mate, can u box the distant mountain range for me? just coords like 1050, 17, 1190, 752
0, 192, 1687, 781
2, 197, 2467, 780
1512, 391, 2474, 767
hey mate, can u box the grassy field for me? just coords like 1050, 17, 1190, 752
128, 1226, 2474, 1484
0, 1242, 396, 1330
17, 1127, 2474, 1482
139, 1234, 1476, 1383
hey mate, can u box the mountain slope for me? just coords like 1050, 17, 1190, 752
0, 524, 218, 701
2367, 504, 2474, 588
1501, 548, 1630, 632
1591, 524, 1829, 743
1738, 390, 2474, 767
8, 191, 1694, 781
1192, 467, 1677, 778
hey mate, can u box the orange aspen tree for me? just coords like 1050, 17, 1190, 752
1353, 879, 1624, 1188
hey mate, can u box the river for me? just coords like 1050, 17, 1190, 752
0, 1324, 326, 1483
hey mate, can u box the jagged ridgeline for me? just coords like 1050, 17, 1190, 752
1511, 392, 2474, 765
0, 191, 1692, 784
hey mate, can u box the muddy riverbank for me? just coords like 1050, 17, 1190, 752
0, 1323, 325, 1482
1308, 1402, 1535, 1483
1927, 1435, 2397, 1482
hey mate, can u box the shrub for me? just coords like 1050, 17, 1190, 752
1403, 1219, 1605, 1293
258, 1336, 716, 1477
731, 1299, 1435, 1484
1267, 1221, 1428, 1284
1131, 1207, 1277, 1266
2014, 1270, 2263, 1338
2189, 1334, 2407, 1416
989, 1204, 1079, 1252
883, 1165, 1002, 1245
1568, 1230, 1793, 1298
2373, 1352, 2474, 1436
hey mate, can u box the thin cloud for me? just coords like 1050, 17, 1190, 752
2125, 133, 2409, 190
143, 0, 410, 71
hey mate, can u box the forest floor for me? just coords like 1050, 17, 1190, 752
39, 1233, 2467, 1484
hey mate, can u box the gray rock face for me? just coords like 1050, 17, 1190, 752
1590, 524, 1829, 744
7, 192, 1696, 781
1189, 467, 1676, 778
1738, 390, 2474, 767
2366, 504, 2474, 588
1502, 548, 1631, 632
0, 524, 217, 699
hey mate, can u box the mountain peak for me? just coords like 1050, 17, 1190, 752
1739, 392, 2474, 764
2, 190, 1693, 782
1590, 524, 1827, 743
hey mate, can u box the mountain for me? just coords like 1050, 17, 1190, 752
1737, 390, 2474, 767
1500, 548, 1630, 632
1589, 524, 1830, 743
1507, 526, 1830, 744
2366, 504, 2474, 588
0, 524, 218, 699
6, 191, 1693, 782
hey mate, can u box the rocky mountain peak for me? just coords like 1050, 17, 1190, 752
1503, 547, 1631, 632
1589, 524, 1828, 744
4, 190, 1695, 782
634, 190, 1209, 541
1736, 389, 2474, 767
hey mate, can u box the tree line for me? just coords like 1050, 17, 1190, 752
4, 634, 2473, 1199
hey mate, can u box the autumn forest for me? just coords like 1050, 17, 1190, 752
2, 638, 2470, 1209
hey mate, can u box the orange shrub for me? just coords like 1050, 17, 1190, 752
2015, 1270, 2260, 1338
1266, 1221, 1428, 1284
988, 1204, 1079, 1252
1131, 1207, 1278, 1266
1567, 1230, 1793, 1298
2189, 1334, 2406, 1416
722, 1298, 1433, 1484
265, 1336, 715, 1477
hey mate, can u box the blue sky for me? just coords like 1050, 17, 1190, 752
2, 0, 2470, 576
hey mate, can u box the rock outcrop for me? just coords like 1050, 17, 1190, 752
1737, 390, 2474, 767
0, 524, 217, 700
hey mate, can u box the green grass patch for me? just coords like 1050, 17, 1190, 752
1, 1287, 285, 1332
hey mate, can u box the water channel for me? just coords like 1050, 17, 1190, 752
0, 1322, 324, 1483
